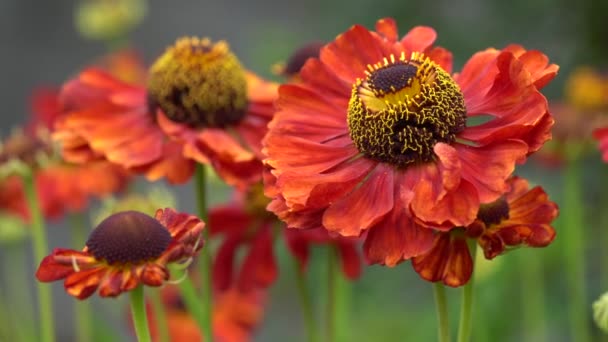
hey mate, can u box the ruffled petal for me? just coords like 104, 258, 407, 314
320, 24, 386, 84
64, 267, 108, 300
364, 207, 435, 266
323, 163, 394, 236
412, 233, 473, 287
456, 140, 528, 203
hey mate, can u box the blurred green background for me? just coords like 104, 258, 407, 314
1, 0, 608, 341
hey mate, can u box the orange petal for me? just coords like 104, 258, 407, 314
323, 163, 394, 236
412, 233, 473, 287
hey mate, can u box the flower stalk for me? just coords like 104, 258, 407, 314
22, 171, 54, 342
457, 240, 477, 342
433, 283, 451, 342
293, 257, 319, 342
195, 164, 213, 342
130, 286, 152, 342
70, 213, 92, 342
563, 157, 590, 342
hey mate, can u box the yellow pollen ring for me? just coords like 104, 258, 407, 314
347, 52, 466, 167
147, 36, 248, 128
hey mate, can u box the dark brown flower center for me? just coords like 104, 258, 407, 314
477, 197, 510, 226
147, 37, 248, 128
86, 211, 172, 265
347, 52, 466, 167
282, 41, 324, 76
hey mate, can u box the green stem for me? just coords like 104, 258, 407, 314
150, 289, 170, 342
5, 242, 36, 341
326, 246, 338, 342
293, 257, 318, 342
433, 283, 451, 342
194, 164, 213, 342
519, 250, 547, 342
22, 172, 54, 342
175, 274, 205, 329
563, 159, 590, 342
70, 214, 92, 342
457, 240, 477, 342
130, 286, 152, 342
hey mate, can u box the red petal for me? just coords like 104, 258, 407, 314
213, 237, 241, 290
364, 208, 435, 266
412, 233, 473, 287
64, 267, 107, 300
375, 18, 399, 42
456, 140, 528, 203
321, 24, 386, 84
337, 242, 362, 279
400, 26, 437, 53
323, 163, 394, 236
237, 226, 277, 291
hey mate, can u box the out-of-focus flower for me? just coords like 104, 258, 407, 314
54, 37, 278, 186
149, 285, 266, 342
593, 292, 608, 334
539, 67, 608, 164
263, 17, 557, 269
0, 88, 130, 222
36, 208, 204, 299
412, 177, 557, 286
75, 0, 147, 42
211, 180, 362, 291
272, 41, 324, 81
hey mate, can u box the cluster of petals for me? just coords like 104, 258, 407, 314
53, 50, 278, 187
0, 87, 130, 221
263, 17, 558, 270
412, 177, 558, 286
35, 208, 204, 299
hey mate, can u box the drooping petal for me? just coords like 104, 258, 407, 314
412, 232, 473, 287
364, 207, 435, 266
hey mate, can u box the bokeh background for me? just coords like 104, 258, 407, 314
1, 0, 608, 341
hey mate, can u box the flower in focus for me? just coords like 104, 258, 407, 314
54, 37, 278, 186
36, 208, 204, 299
412, 177, 558, 286
149, 285, 266, 342
263, 17, 557, 267
0, 88, 130, 222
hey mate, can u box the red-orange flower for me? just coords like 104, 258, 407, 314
264, 18, 557, 266
54, 37, 277, 186
412, 177, 557, 286
36, 208, 204, 299
0, 88, 130, 222
149, 285, 266, 342
595, 128, 608, 161
210, 181, 362, 291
